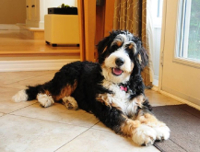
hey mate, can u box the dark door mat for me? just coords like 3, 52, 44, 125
152, 104, 200, 152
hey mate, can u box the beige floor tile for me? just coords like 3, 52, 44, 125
0, 114, 87, 152
0, 70, 56, 86
56, 129, 160, 152
0, 86, 36, 113
145, 89, 182, 107
12, 103, 99, 128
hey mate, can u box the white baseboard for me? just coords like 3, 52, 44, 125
158, 90, 200, 111
0, 59, 79, 72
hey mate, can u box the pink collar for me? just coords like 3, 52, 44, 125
120, 85, 128, 92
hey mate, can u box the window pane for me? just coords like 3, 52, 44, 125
188, 0, 200, 60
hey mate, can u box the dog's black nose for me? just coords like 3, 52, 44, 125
115, 58, 125, 66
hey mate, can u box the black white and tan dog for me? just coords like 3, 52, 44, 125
12, 30, 170, 146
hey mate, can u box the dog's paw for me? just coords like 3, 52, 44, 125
154, 124, 170, 141
12, 90, 28, 102
37, 93, 54, 108
132, 124, 156, 146
62, 96, 78, 110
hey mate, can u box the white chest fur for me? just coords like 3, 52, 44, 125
99, 80, 142, 117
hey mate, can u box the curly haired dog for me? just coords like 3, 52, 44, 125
12, 30, 170, 146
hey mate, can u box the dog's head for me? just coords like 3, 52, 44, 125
97, 30, 148, 84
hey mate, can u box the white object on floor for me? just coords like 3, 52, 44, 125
45, 15, 80, 45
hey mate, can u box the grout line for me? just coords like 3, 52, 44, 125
10, 113, 96, 129
9, 102, 38, 114
12, 111, 111, 133
54, 121, 100, 152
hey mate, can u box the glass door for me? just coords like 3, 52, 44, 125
160, 0, 200, 106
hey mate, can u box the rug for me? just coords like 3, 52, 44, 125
153, 104, 200, 152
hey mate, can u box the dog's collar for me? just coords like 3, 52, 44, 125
119, 83, 128, 92
104, 79, 129, 93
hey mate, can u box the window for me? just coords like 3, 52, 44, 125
176, 0, 200, 64
157, 0, 162, 18
152, 0, 163, 27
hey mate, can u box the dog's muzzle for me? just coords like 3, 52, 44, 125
111, 58, 125, 76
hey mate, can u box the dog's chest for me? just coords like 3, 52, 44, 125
100, 80, 138, 116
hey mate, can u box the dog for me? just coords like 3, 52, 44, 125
12, 30, 170, 146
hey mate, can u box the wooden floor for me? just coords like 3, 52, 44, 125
0, 29, 80, 57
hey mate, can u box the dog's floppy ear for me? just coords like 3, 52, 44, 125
97, 35, 111, 64
137, 41, 149, 70
97, 31, 120, 64
97, 36, 111, 55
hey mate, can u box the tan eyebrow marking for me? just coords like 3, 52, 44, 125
128, 43, 134, 49
116, 41, 123, 47
128, 42, 137, 54
111, 35, 125, 47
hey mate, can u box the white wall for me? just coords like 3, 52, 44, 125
46, 0, 77, 7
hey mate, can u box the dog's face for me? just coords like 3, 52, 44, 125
97, 30, 148, 84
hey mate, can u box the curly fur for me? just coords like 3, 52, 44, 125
12, 30, 170, 146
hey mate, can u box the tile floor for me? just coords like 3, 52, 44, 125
0, 71, 181, 152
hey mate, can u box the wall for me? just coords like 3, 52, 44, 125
45, 0, 77, 7
0, 0, 26, 24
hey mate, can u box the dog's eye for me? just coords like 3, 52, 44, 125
125, 43, 137, 55
125, 44, 132, 51
111, 44, 119, 50
125, 44, 130, 49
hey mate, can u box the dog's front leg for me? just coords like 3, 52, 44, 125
135, 108, 170, 141
129, 95, 170, 142
95, 102, 157, 146
119, 116, 157, 146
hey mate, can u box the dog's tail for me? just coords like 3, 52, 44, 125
12, 85, 43, 102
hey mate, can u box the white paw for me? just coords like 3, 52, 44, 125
62, 96, 78, 110
132, 125, 156, 146
12, 90, 28, 102
154, 125, 170, 141
37, 93, 54, 108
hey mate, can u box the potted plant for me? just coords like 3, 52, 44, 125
48, 3, 77, 15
